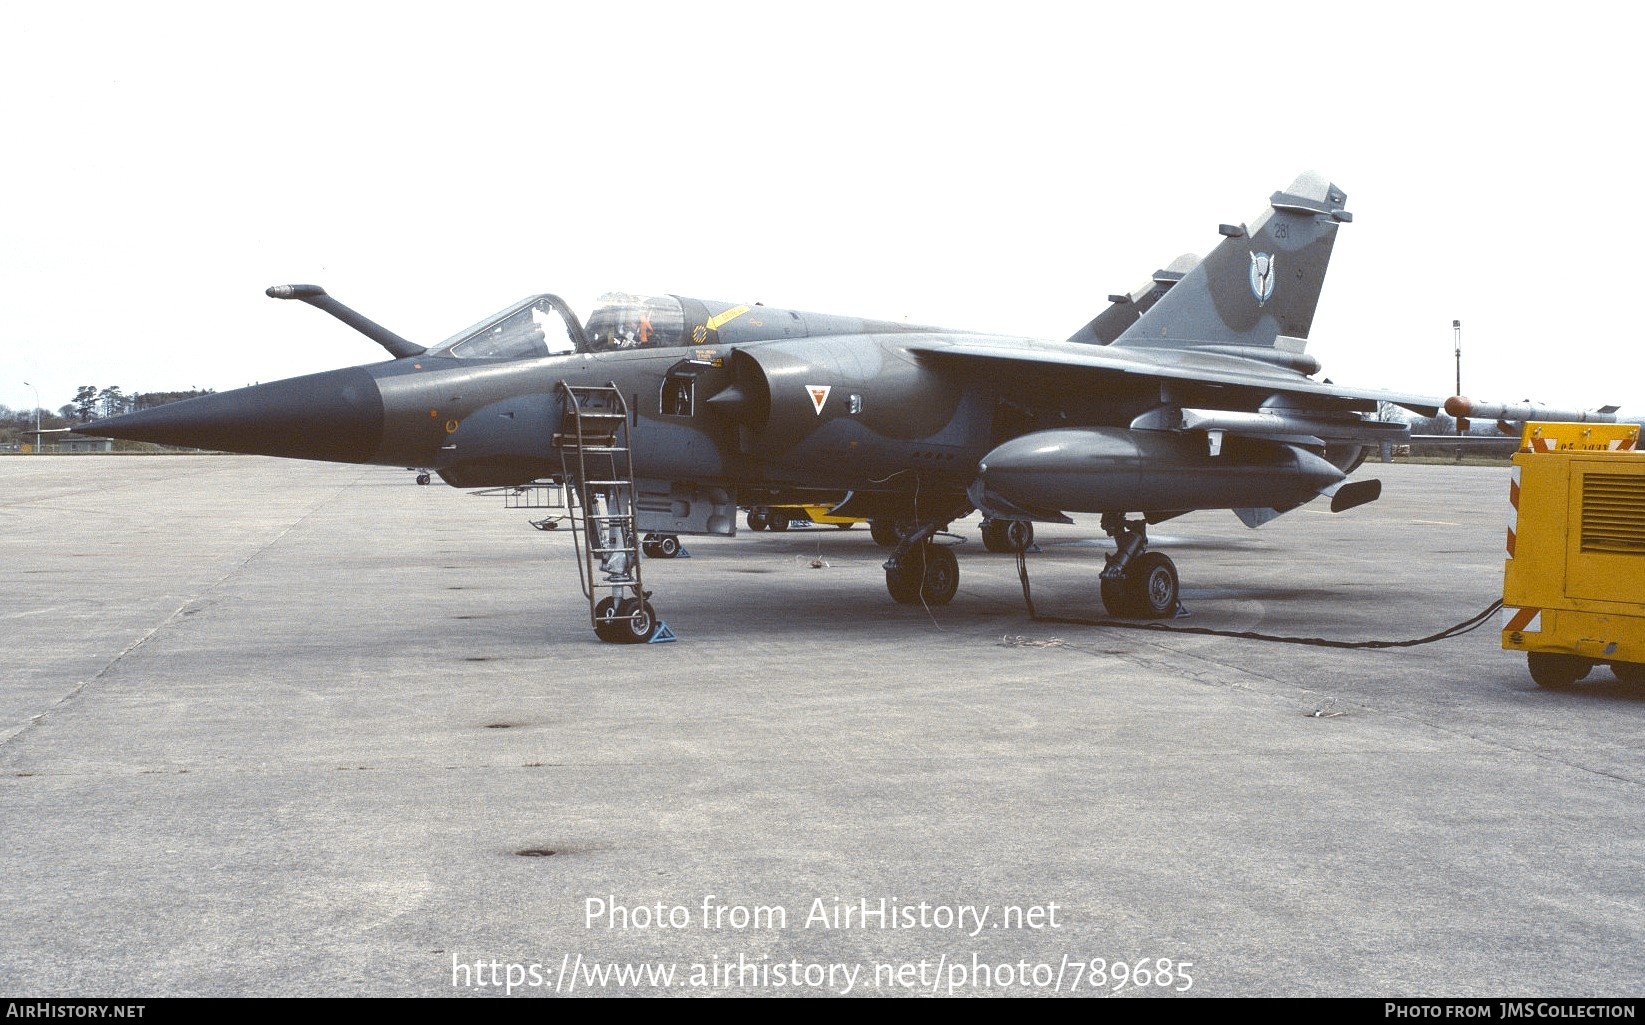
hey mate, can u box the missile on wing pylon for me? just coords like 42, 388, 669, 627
1445, 396, 1619, 434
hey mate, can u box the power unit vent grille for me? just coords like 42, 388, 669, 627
1581, 473, 1645, 554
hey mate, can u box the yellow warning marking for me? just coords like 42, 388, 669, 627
706, 305, 751, 331
445, 419, 460, 434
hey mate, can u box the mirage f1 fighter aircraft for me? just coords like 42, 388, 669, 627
78, 173, 1464, 642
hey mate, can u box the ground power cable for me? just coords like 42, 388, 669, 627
1014, 548, 1504, 650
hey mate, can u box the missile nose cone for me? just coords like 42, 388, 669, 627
73, 366, 385, 463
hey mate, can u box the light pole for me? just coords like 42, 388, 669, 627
1452, 321, 1463, 462
22, 381, 40, 454
1452, 320, 1462, 404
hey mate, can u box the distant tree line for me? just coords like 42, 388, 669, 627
0, 385, 215, 449
62, 385, 215, 422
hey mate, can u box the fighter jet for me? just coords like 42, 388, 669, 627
76, 172, 1476, 642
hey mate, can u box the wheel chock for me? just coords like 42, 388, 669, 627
649, 621, 679, 644
676, 548, 690, 558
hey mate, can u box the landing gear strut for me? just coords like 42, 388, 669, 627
1098, 514, 1180, 619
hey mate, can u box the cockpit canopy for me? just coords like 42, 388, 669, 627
583, 293, 689, 351
428, 293, 693, 360
427, 296, 583, 360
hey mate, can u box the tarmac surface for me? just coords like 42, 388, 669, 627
3, 454, 1642, 998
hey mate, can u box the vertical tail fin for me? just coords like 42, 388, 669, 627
1114, 172, 1350, 350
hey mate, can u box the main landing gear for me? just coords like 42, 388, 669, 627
882, 522, 961, 606
980, 517, 1034, 553
1097, 514, 1180, 619
641, 533, 681, 559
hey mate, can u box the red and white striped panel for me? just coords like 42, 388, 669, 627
1506, 465, 1521, 559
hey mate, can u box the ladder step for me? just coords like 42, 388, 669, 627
551, 439, 622, 450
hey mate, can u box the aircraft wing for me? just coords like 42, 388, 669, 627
907, 336, 1444, 415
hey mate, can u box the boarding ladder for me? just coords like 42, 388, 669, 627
554, 383, 654, 641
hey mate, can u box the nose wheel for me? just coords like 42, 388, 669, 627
594, 593, 660, 643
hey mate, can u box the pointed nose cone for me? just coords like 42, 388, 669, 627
74, 366, 385, 463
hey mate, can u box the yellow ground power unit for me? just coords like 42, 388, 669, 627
1501, 422, 1645, 688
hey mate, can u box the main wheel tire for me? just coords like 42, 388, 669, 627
614, 597, 658, 643
886, 561, 921, 603
1004, 520, 1034, 551
1613, 662, 1645, 685
747, 509, 769, 531
980, 519, 1009, 553
1125, 551, 1179, 619
593, 596, 622, 642
768, 513, 791, 532
1099, 575, 1135, 618
982, 519, 1034, 553
656, 535, 680, 558
870, 519, 899, 547
917, 543, 960, 605
885, 542, 959, 605
1528, 652, 1590, 689
641, 538, 660, 558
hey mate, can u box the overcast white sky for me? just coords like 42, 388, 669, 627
2, 1, 1639, 417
